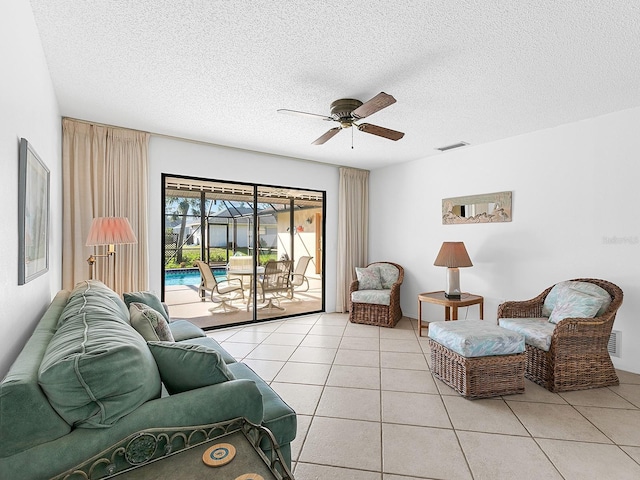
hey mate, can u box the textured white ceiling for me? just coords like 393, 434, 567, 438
29, 1, 640, 169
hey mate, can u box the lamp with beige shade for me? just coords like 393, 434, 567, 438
434, 242, 473, 299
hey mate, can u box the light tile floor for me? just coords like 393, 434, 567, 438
206, 313, 640, 480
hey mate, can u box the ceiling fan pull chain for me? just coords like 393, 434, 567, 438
351, 125, 354, 149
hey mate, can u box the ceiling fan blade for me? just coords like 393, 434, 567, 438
277, 109, 334, 121
312, 127, 341, 145
351, 92, 397, 119
357, 123, 405, 141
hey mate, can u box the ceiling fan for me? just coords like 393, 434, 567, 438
278, 92, 405, 145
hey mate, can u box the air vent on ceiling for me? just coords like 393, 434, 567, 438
608, 330, 621, 358
436, 141, 469, 152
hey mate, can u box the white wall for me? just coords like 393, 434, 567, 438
370, 107, 640, 373
148, 137, 340, 311
0, 1, 62, 376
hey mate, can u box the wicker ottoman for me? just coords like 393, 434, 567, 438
428, 320, 526, 399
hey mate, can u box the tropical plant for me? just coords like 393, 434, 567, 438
165, 196, 216, 264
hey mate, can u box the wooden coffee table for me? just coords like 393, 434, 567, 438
417, 291, 484, 336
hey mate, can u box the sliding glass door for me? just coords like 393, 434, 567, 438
162, 175, 324, 329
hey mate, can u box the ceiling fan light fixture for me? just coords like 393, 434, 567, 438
330, 98, 363, 122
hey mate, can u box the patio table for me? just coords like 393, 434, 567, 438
227, 266, 265, 310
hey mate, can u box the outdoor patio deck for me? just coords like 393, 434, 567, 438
164, 277, 323, 329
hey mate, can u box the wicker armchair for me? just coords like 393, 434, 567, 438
349, 262, 404, 328
497, 278, 623, 392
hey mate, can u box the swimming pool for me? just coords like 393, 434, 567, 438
165, 268, 225, 286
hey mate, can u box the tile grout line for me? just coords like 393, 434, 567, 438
435, 357, 477, 480
501, 396, 567, 479
288, 314, 327, 471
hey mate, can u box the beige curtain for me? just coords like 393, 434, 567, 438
336, 167, 369, 312
62, 118, 149, 294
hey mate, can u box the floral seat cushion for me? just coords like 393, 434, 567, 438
428, 320, 525, 358
351, 289, 391, 306
376, 263, 399, 289
498, 317, 556, 351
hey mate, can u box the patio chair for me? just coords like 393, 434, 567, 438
288, 256, 312, 299
254, 260, 293, 311
195, 260, 244, 313
497, 278, 623, 392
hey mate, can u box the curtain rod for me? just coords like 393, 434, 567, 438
62, 117, 360, 170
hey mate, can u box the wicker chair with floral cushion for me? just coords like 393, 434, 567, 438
497, 278, 623, 392
349, 262, 404, 328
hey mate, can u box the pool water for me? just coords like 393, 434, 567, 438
165, 268, 225, 286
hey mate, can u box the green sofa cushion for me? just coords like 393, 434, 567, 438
168, 319, 207, 341
178, 336, 238, 364
123, 291, 170, 323
148, 342, 235, 394
38, 284, 161, 428
227, 362, 297, 447
57, 280, 130, 329
129, 303, 175, 342
0, 291, 72, 458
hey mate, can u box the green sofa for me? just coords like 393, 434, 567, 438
0, 280, 296, 479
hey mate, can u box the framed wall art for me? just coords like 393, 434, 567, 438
442, 191, 512, 225
18, 138, 50, 284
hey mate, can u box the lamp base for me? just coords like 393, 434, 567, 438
445, 267, 462, 299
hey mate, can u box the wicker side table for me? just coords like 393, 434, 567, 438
428, 321, 525, 399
